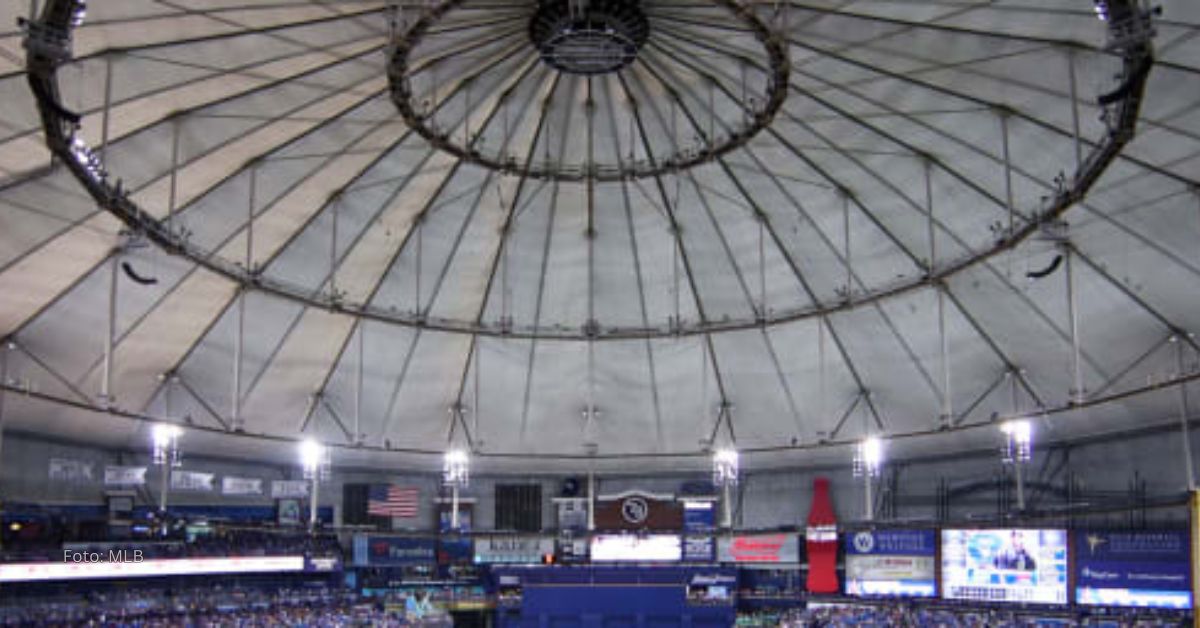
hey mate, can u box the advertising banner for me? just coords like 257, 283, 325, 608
0, 556, 305, 583
473, 537, 555, 564
682, 500, 716, 532
717, 534, 800, 563
104, 466, 147, 486
1075, 530, 1192, 609
594, 491, 682, 530
941, 529, 1068, 604
844, 529, 936, 597
221, 476, 263, 496
683, 536, 715, 562
352, 535, 436, 567
556, 538, 589, 565
49, 458, 94, 483
170, 471, 214, 492
271, 480, 309, 498
556, 498, 588, 531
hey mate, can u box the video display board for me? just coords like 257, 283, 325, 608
941, 529, 1068, 604
473, 537, 555, 564
844, 529, 936, 598
1075, 530, 1192, 609
590, 534, 681, 562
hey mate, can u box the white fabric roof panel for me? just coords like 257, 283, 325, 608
0, 0, 1197, 472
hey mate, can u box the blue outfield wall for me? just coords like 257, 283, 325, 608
492, 566, 737, 628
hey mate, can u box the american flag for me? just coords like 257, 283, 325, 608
368, 485, 419, 518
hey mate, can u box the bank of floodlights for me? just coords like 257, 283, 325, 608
853, 436, 884, 478
1000, 419, 1033, 464
299, 439, 330, 482
712, 448, 740, 487
151, 423, 182, 467
443, 448, 470, 488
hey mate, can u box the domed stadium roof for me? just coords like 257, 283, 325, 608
1, 0, 1198, 474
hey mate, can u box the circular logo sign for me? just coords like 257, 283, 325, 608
621, 497, 650, 524
853, 531, 875, 554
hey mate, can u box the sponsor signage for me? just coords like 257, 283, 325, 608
49, 458, 94, 483
170, 471, 214, 492
590, 534, 681, 562
271, 480, 309, 498
221, 476, 263, 496
594, 491, 682, 530
1075, 530, 1192, 609
846, 529, 936, 555
0, 556, 304, 583
556, 538, 589, 564
352, 535, 436, 567
806, 477, 838, 593
473, 537, 555, 564
717, 534, 800, 564
683, 536, 715, 562
682, 500, 716, 532
104, 465, 147, 486
306, 556, 342, 572
556, 498, 588, 531
844, 530, 937, 598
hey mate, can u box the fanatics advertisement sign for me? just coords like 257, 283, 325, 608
352, 535, 436, 567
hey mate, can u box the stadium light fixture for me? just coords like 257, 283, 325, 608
712, 448, 740, 487
854, 436, 883, 479
151, 423, 182, 467
1000, 418, 1033, 464
443, 448, 470, 488
299, 439, 329, 481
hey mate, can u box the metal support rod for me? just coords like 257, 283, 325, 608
450, 483, 460, 530
1067, 49, 1083, 174
864, 472, 874, 521
1014, 456, 1026, 511
1178, 339, 1196, 490
247, 162, 257, 271
99, 55, 113, 163
758, 217, 766, 319
415, 219, 423, 314
818, 316, 827, 437
0, 343, 9, 472
1065, 246, 1084, 403
925, 159, 935, 272
587, 471, 595, 532
167, 117, 181, 233
330, 196, 339, 297
100, 253, 118, 404
159, 461, 170, 514
310, 476, 320, 531
232, 290, 244, 430
354, 323, 363, 443
722, 482, 733, 529
843, 191, 852, 295
938, 286, 952, 425
1000, 113, 1015, 239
